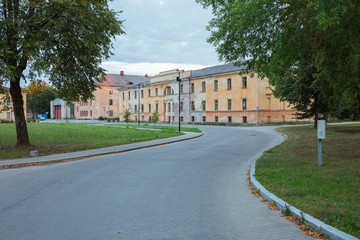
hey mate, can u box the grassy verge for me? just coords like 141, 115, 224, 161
255, 124, 360, 238
0, 123, 183, 160
116, 123, 202, 133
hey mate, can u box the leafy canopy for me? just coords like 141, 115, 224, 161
0, 0, 124, 102
197, 0, 360, 120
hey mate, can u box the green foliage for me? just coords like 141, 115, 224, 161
197, 0, 360, 122
0, 93, 12, 113
98, 116, 104, 120
152, 110, 159, 125
27, 88, 57, 116
123, 108, 131, 124
0, 0, 125, 145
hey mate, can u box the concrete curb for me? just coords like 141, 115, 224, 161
250, 133, 359, 240
0, 132, 204, 170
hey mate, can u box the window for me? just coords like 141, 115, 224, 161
134, 105, 137, 113
214, 100, 218, 111
142, 116, 144, 121
109, 110, 113, 117
128, 92, 131, 100
166, 87, 171, 95
90, 110, 92, 117
168, 116, 171, 123
80, 111, 88, 117
180, 84, 183, 93
191, 83, 194, 93
202, 101, 206, 111
192, 116, 195, 122
242, 98, 247, 110
172, 116, 175, 122
227, 99, 232, 111
191, 101, 195, 111
155, 103, 158, 111
180, 102, 183, 112
134, 91, 137, 99
6, 112, 10, 119
122, 92, 125, 100
227, 78, 232, 90
214, 80, 218, 91
109, 89, 113, 95
141, 104, 144, 113
242, 76, 247, 88
109, 99, 113, 105
90, 99, 92, 105
149, 104, 151, 113
202, 82, 206, 92
135, 116, 137, 122
155, 88, 158, 96
243, 116, 247, 123
228, 116, 232, 122
180, 116, 183, 122
172, 103, 174, 112
203, 116, 206, 122
6, 100, 10, 105
141, 90, 144, 98
215, 116, 218, 122
168, 103, 171, 112
149, 116, 152, 122
164, 103, 166, 113
148, 89, 151, 97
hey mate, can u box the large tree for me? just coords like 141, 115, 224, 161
197, 0, 360, 126
0, 0, 124, 145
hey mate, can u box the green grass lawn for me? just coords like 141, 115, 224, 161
0, 123, 185, 160
116, 123, 202, 133
256, 124, 360, 238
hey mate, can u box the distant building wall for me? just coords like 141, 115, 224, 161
0, 87, 27, 120
118, 65, 306, 124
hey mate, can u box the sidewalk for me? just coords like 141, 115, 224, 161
0, 131, 203, 169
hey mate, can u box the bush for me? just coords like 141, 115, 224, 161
98, 116, 104, 120
0, 119, 14, 124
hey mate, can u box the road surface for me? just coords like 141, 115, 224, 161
0, 126, 312, 239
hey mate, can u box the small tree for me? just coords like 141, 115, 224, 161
123, 108, 131, 125
152, 110, 159, 126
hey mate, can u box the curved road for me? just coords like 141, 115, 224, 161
0, 126, 312, 239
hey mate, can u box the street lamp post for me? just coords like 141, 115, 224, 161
138, 84, 141, 125
177, 75, 181, 132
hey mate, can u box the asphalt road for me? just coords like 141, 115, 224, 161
0, 126, 312, 240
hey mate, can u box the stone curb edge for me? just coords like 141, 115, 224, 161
0, 132, 204, 170
250, 133, 359, 240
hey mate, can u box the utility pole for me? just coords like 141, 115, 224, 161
177, 73, 181, 132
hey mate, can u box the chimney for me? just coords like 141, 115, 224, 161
120, 71, 124, 76
145, 74, 148, 77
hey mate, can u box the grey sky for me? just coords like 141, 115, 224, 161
102, 0, 222, 75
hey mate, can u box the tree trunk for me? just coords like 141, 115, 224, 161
10, 79, 30, 146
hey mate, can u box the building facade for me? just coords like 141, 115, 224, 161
50, 98, 74, 120
0, 86, 27, 121
74, 71, 150, 119
118, 64, 301, 124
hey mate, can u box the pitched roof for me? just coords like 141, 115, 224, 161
191, 63, 247, 79
96, 73, 150, 87
0, 86, 10, 94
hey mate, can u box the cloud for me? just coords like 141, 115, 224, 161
100, 61, 210, 76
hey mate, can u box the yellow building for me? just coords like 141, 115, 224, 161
75, 71, 150, 119
0, 86, 27, 121
118, 64, 301, 124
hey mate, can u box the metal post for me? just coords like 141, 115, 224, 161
138, 84, 140, 125
177, 75, 181, 132
318, 139, 322, 166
